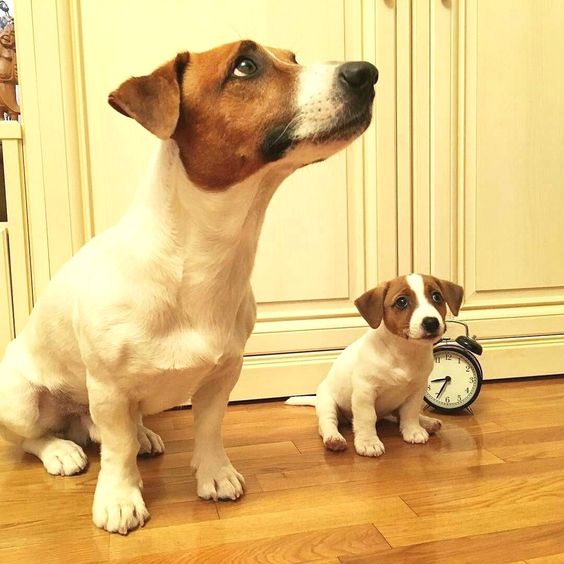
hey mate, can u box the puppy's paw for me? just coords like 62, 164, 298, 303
419, 415, 442, 434
323, 433, 347, 451
354, 437, 385, 457
196, 462, 245, 501
137, 425, 165, 457
402, 426, 429, 444
92, 482, 149, 535
41, 439, 88, 476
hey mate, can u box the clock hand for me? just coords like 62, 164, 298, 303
431, 377, 448, 383
436, 376, 452, 398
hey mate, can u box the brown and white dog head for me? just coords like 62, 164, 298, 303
108, 40, 377, 190
355, 274, 464, 342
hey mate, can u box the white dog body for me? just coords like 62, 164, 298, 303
0, 40, 378, 534
287, 274, 464, 456
319, 326, 435, 419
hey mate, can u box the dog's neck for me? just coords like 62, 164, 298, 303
120, 140, 292, 331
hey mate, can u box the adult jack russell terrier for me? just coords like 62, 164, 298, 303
0, 40, 377, 534
287, 274, 464, 456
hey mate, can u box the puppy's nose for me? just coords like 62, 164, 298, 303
339, 62, 379, 90
422, 317, 440, 333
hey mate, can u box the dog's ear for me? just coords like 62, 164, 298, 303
354, 283, 388, 329
435, 278, 464, 316
108, 52, 189, 139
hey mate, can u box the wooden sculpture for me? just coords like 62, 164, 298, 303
0, 22, 19, 120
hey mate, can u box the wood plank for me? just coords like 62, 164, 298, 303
117, 524, 388, 564
339, 522, 564, 564
108, 496, 413, 560
527, 554, 564, 563
376, 498, 564, 548
256, 448, 503, 492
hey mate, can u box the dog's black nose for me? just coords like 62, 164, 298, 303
422, 317, 440, 333
339, 62, 378, 90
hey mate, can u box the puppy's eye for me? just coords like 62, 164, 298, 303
395, 297, 409, 310
432, 292, 443, 304
233, 57, 258, 77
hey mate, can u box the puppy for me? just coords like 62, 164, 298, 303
287, 274, 464, 456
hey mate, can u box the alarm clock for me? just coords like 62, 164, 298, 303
424, 321, 483, 412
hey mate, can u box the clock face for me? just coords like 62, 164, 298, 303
425, 346, 482, 410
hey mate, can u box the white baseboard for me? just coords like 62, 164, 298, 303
231, 334, 564, 402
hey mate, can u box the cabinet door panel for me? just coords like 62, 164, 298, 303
0, 226, 14, 354
474, 0, 564, 292
420, 0, 564, 340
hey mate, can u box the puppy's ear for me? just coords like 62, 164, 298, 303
354, 283, 388, 329
108, 52, 189, 139
435, 278, 464, 316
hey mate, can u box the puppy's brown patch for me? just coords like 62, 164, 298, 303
381, 276, 417, 338
355, 275, 417, 338
421, 275, 447, 321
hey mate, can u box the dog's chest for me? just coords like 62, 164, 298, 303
132, 325, 246, 414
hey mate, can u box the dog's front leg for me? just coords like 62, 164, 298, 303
87, 375, 149, 535
399, 385, 431, 444
351, 380, 385, 457
191, 360, 245, 501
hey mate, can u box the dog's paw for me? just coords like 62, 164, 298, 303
196, 462, 245, 501
402, 426, 430, 444
323, 433, 347, 451
419, 415, 442, 434
354, 437, 385, 457
137, 425, 165, 457
92, 483, 149, 535
41, 439, 88, 476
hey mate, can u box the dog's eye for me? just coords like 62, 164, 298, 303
233, 57, 258, 77
432, 292, 443, 304
395, 297, 409, 310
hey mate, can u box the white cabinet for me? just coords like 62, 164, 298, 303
13, 0, 564, 398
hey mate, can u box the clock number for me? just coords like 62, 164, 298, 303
465, 387, 470, 393
435, 356, 441, 364
465, 365, 471, 372
445, 397, 451, 404
446, 353, 452, 360
427, 384, 431, 391
457, 394, 462, 401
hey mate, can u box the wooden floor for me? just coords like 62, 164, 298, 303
1, 378, 564, 563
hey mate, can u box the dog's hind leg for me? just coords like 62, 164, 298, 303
316, 383, 347, 451
21, 435, 88, 476
137, 419, 165, 457
72, 414, 165, 457
0, 343, 88, 476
